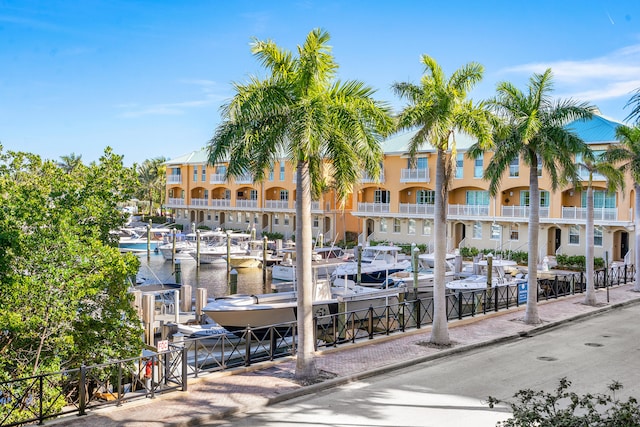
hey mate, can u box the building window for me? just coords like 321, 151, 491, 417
474, 155, 483, 178
193, 166, 198, 182
380, 218, 387, 232
569, 225, 580, 245
422, 220, 432, 235
581, 191, 616, 208
313, 216, 319, 228
284, 214, 290, 226
214, 212, 219, 221
374, 189, 390, 204
274, 214, 279, 225
217, 165, 227, 176
520, 190, 550, 207
169, 189, 174, 198
250, 189, 258, 200
269, 164, 274, 181
490, 223, 501, 240
280, 190, 289, 201
410, 157, 428, 170
201, 166, 206, 182
594, 226, 603, 247
279, 161, 285, 181
473, 222, 482, 239
455, 153, 464, 179
393, 218, 401, 233
509, 157, 519, 177
416, 190, 435, 205
509, 224, 519, 241
181, 190, 185, 199
466, 190, 490, 205
408, 219, 416, 234
537, 157, 542, 177
237, 212, 242, 223
245, 213, 250, 223
207, 213, 211, 221
204, 190, 209, 199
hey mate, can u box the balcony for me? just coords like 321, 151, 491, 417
448, 204, 489, 217
167, 174, 182, 184
357, 202, 390, 213
400, 168, 430, 183
167, 198, 185, 207
360, 171, 384, 183
399, 203, 435, 215
209, 173, 226, 184
311, 201, 320, 211
189, 198, 209, 207
561, 206, 618, 221
265, 200, 289, 209
236, 199, 258, 208
235, 174, 253, 184
211, 198, 231, 208
502, 206, 550, 218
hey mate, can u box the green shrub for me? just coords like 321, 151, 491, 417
263, 231, 284, 241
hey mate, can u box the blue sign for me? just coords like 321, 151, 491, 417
518, 282, 528, 304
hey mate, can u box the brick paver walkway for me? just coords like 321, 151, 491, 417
49, 285, 640, 427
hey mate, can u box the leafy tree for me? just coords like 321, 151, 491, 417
625, 87, 640, 125
575, 151, 624, 305
207, 28, 393, 380
603, 125, 640, 292
57, 152, 83, 173
468, 69, 596, 324
392, 55, 493, 345
488, 377, 640, 426
0, 147, 142, 379
137, 157, 167, 216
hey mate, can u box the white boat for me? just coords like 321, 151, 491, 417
158, 229, 226, 261
271, 247, 349, 281
388, 253, 456, 291
118, 227, 173, 252
227, 240, 281, 269
202, 279, 406, 336
446, 259, 526, 291
330, 245, 411, 286
191, 232, 252, 265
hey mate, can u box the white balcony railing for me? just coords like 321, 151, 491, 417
448, 204, 489, 217
167, 198, 186, 206
236, 199, 258, 208
357, 202, 390, 213
501, 205, 550, 218
360, 171, 384, 183
209, 173, 226, 184
561, 206, 618, 221
167, 174, 182, 184
235, 174, 253, 184
265, 200, 289, 209
400, 168, 430, 183
399, 203, 435, 215
189, 198, 209, 207
210, 198, 231, 208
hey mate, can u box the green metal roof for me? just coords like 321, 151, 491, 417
164, 149, 209, 165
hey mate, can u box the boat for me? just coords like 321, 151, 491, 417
446, 259, 526, 292
157, 229, 227, 261
330, 245, 411, 286
190, 232, 252, 265
227, 239, 281, 269
118, 227, 173, 252
202, 278, 406, 337
271, 246, 349, 281
388, 253, 456, 291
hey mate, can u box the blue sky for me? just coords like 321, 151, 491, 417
1, 1, 639, 166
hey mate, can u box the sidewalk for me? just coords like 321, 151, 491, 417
50, 285, 640, 427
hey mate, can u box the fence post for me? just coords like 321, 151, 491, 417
313, 317, 318, 351
458, 292, 463, 320
182, 346, 188, 392
494, 287, 499, 312
117, 362, 123, 407
79, 364, 87, 416
414, 299, 421, 329
39, 374, 44, 424
244, 326, 252, 367
368, 306, 374, 339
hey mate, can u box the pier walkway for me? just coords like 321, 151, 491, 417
49, 284, 640, 427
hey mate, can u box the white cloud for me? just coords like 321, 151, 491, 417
501, 44, 640, 103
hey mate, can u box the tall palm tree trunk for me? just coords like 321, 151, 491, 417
430, 148, 450, 344
524, 164, 541, 324
584, 183, 596, 305
635, 183, 640, 292
295, 160, 318, 379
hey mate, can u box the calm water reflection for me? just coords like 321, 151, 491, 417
134, 252, 272, 300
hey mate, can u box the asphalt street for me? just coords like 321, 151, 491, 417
206, 302, 640, 427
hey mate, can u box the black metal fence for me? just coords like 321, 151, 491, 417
1, 263, 635, 426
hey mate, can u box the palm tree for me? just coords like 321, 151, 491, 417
58, 153, 83, 173
625, 87, 640, 125
207, 28, 393, 380
576, 151, 624, 305
468, 69, 596, 324
603, 125, 640, 292
392, 55, 493, 345
137, 157, 167, 216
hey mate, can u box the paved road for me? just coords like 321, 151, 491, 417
204, 303, 640, 427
